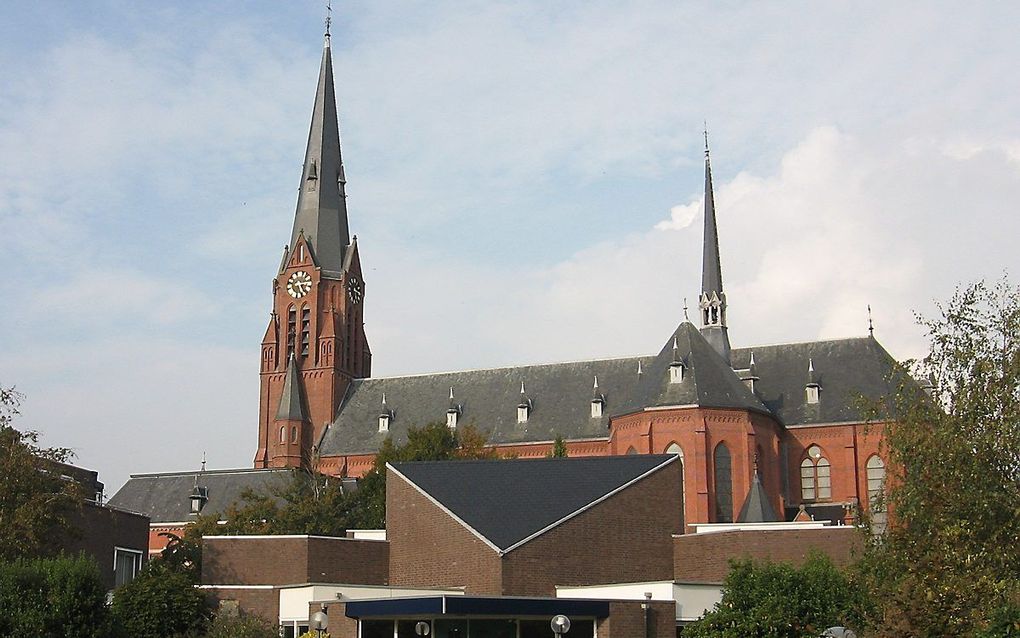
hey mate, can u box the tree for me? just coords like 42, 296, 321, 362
204, 611, 280, 638
550, 434, 568, 458
859, 277, 1020, 637
0, 554, 113, 638
0, 386, 85, 560
110, 562, 210, 638
683, 554, 872, 638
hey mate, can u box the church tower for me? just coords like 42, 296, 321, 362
254, 30, 371, 469
698, 133, 732, 363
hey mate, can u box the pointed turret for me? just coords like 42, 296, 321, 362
736, 471, 779, 523
276, 355, 309, 422
698, 131, 732, 363
289, 33, 350, 277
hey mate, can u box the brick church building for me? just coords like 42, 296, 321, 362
114, 31, 898, 543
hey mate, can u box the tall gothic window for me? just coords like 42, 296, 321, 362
866, 455, 886, 510
714, 443, 733, 523
666, 443, 685, 515
287, 306, 297, 358
800, 445, 832, 501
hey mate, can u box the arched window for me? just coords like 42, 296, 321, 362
866, 455, 886, 510
291, 426, 298, 443
279, 426, 286, 444
714, 443, 733, 523
666, 443, 686, 515
300, 306, 310, 357
625, 446, 638, 455
800, 445, 832, 501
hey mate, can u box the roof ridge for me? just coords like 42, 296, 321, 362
360, 353, 657, 381
127, 467, 290, 479
731, 335, 873, 351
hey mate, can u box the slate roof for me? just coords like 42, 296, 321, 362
277, 355, 309, 421
731, 336, 900, 426
737, 473, 779, 523
320, 323, 896, 456
390, 455, 678, 552
108, 468, 291, 523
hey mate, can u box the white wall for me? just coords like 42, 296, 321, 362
279, 584, 463, 622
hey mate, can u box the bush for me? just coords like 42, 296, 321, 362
110, 566, 210, 638
205, 612, 279, 638
0, 554, 112, 638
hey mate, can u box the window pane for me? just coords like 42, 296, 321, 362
714, 444, 733, 522
114, 550, 140, 587
470, 619, 517, 638
434, 619, 468, 638
361, 620, 394, 638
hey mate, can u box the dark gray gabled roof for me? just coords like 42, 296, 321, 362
319, 354, 655, 456
731, 336, 900, 426
108, 468, 291, 523
288, 35, 350, 278
390, 455, 677, 552
277, 355, 309, 421
737, 473, 779, 523
635, 322, 768, 413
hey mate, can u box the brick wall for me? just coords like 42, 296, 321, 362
673, 527, 862, 583
597, 600, 675, 638
202, 536, 388, 586
501, 460, 681, 596
387, 471, 503, 593
203, 587, 279, 624
60, 503, 149, 590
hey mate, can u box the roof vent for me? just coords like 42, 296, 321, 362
378, 393, 392, 432
591, 376, 606, 418
517, 381, 532, 424
806, 358, 821, 404
446, 387, 461, 429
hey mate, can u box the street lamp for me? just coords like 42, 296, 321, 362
551, 615, 571, 636
415, 621, 431, 636
310, 605, 328, 637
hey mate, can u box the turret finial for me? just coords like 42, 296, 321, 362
867, 304, 874, 337
324, 0, 332, 38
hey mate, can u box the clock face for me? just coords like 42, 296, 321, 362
286, 271, 313, 298
347, 276, 363, 304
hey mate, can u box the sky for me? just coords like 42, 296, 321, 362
2, 1, 1019, 494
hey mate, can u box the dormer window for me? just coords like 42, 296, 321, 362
591, 397, 604, 418
378, 413, 390, 432
669, 360, 685, 384
806, 384, 820, 404
446, 387, 460, 429
517, 404, 530, 423
189, 486, 208, 515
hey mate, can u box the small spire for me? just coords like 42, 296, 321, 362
593, 375, 599, 391
749, 351, 756, 367
703, 121, 710, 158
672, 336, 680, 362
867, 304, 874, 337
449, 386, 455, 400
520, 381, 526, 395
200, 452, 206, 473
683, 297, 689, 321
381, 392, 387, 407
637, 360, 643, 375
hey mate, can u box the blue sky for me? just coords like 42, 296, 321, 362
2, 1, 1019, 493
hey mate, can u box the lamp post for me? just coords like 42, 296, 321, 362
415, 621, 431, 636
551, 615, 571, 636
310, 604, 328, 637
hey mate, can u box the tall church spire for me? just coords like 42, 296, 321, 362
698, 129, 732, 363
289, 32, 350, 277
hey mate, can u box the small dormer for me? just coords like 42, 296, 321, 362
743, 352, 760, 393
517, 381, 532, 424
189, 485, 208, 515
806, 358, 821, 404
669, 337, 685, 384
591, 375, 606, 418
446, 387, 461, 429
378, 393, 392, 432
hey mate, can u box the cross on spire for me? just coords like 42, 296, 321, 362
325, 0, 332, 37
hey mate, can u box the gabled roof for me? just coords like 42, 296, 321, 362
634, 321, 768, 414
318, 354, 654, 456
389, 455, 677, 553
108, 468, 291, 523
737, 473, 779, 523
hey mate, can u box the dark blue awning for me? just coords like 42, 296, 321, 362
345, 596, 610, 619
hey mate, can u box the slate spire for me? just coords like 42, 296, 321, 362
276, 354, 309, 422
698, 130, 732, 363
736, 470, 779, 523
289, 32, 350, 277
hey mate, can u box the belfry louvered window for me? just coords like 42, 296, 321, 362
800, 445, 832, 501
287, 306, 297, 358
300, 306, 311, 357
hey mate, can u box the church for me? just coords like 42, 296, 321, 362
113, 30, 899, 545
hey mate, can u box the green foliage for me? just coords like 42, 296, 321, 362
0, 386, 85, 560
859, 278, 1020, 637
110, 564, 211, 638
0, 554, 112, 638
684, 554, 871, 638
550, 434, 568, 458
204, 611, 279, 638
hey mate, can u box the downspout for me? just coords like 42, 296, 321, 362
643, 591, 653, 638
